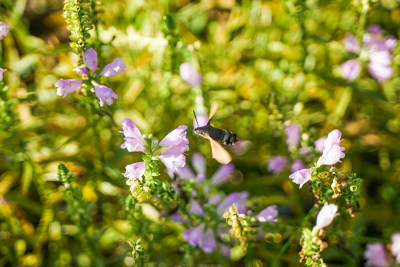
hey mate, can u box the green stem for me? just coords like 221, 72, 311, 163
271, 206, 317, 267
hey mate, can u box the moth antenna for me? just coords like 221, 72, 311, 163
193, 110, 200, 127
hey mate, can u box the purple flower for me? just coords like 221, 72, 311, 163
124, 162, 145, 181
315, 202, 339, 229
208, 195, 221, 205
92, 81, 118, 107
201, 228, 217, 253
256, 205, 278, 222
55, 48, 126, 106
171, 212, 183, 223
340, 60, 361, 81
159, 125, 189, 172
284, 123, 301, 149
179, 63, 203, 87
210, 164, 235, 186
83, 48, 98, 72
192, 153, 206, 175
267, 156, 287, 174
291, 159, 306, 173
0, 22, 10, 39
183, 223, 205, 247
55, 79, 83, 97
289, 168, 312, 188
183, 223, 216, 253
217, 191, 248, 216
368, 25, 382, 35
344, 34, 361, 53
0, 68, 7, 81
99, 58, 127, 77
315, 137, 326, 153
120, 118, 145, 152
364, 243, 390, 267
391, 232, 400, 263
176, 166, 195, 179
368, 61, 393, 83
189, 200, 204, 215
316, 129, 345, 167
300, 146, 312, 156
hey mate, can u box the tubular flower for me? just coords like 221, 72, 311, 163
315, 202, 339, 230
159, 125, 189, 172
124, 162, 146, 181
316, 129, 345, 167
55, 48, 126, 105
289, 168, 313, 188
120, 118, 145, 152
364, 243, 390, 267
256, 205, 278, 222
391, 233, 400, 263
179, 63, 203, 87
267, 156, 287, 174
284, 123, 301, 150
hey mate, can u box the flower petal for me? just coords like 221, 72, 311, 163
124, 162, 145, 181
368, 61, 393, 83
159, 125, 188, 147
93, 81, 118, 107
0, 21, 10, 39
315, 202, 339, 229
0, 68, 7, 81
284, 123, 301, 149
83, 48, 98, 73
201, 229, 216, 253
340, 60, 361, 81
55, 79, 83, 97
192, 153, 206, 174
256, 205, 278, 222
120, 118, 145, 152
99, 58, 127, 77
267, 156, 287, 174
289, 168, 312, 188
210, 164, 234, 185
73, 67, 89, 75
179, 63, 203, 87
343, 34, 361, 53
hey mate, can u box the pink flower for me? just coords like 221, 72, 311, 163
99, 58, 127, 77
201, 228, 217, 253
289, 168, 312, 188
256, 205, 278, 222
368, 61, 393, 83
0, 68, 7, 81
316, 129, 345, 167
364, 243, 390, 267
291, 159, 306, 173
315, 202, 339, 229
210, 164, 234, 185
268, 156, 287, 174
83, 48, 98, 72
183, 223, 216, 253
124, 162, 145, 181
0, 21, 10, 39
368, 25, 382, 35
92, 81, 118, 107
120, 118, 145, 152
159, 125, 189, 172
340, 60, 361, 81
55, 79, 83, 97
55, 48, 126, 106
315, 137, 326, 153
284, 123, 301, 149
189, 200, 204, 215
179, 63, 203, 87
344, 34, 361, 53
217, 191, 249, 216
391, 232, 400, 263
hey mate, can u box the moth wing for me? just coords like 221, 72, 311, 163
209, 101, 219, 120
209, 138, 232, 164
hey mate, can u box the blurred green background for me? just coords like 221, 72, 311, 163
1, 0, 400, 266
